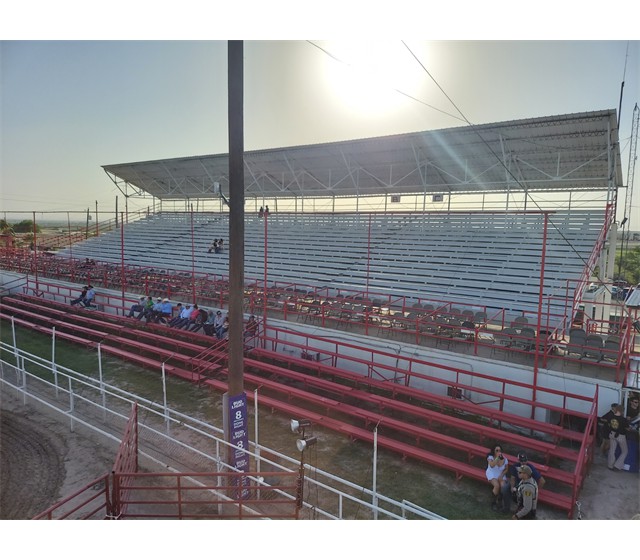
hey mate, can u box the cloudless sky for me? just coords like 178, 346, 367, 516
1, 6, 639, 223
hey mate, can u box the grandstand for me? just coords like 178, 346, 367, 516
2, 108, 639, 519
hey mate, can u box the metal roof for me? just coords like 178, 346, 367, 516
102, 109, 623, 201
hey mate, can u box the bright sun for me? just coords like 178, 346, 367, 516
322, 40, 424, 117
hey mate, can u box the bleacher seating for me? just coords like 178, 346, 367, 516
55, 209, 604, 324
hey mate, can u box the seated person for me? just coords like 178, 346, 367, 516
80, 285, 96, 308
212, 310, 224, 336
159, 298, 173, 324
167, 303, 183, 326
70, 286, 88, 306
217, 315, 229, 340
244, 315, 258, 341
138, 296, 155, 321
170, 303, 192, 328
128, 296, 146, 318
188, 307, 209, 333
183, 304, 201, 330
148, 297, 164, 322
202, 309, 217, 336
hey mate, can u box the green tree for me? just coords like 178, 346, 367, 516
12, 220, 41, 234
615, 246, 640, 285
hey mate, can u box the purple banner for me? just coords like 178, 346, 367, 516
227, 393, 250, 498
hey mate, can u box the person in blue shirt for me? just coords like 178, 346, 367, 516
501, 451, 545, 513
170, 303, 192, 329
83, 285, 96, 307
158, 298, 173, 324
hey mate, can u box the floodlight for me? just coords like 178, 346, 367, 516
290, 419, 312, 433
296, 436, 318, 453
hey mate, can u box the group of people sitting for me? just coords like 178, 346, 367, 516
127, 296, 259, 342
485, 445, 545, 519
70, 285, 96, 308
207, 238, 224, 254
169, 304, 229, 339
128, 296, 174, 324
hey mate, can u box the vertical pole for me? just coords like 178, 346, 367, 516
228, 39, 245, 397
52, 327, 59, 397
67, 211, 73, 265
190, 204, 196, 303
120, 212, 126, 314
32, 211, 39, 293
533, 212, 548, 416
254, 388, 260, 473
366, 212, 372, 300
263, 212, 268, 331
98, 343, 106, 418
225, 41, 249, 493
95, 200, 99, 236
115, 195, 119, 228
162, 362, 169, 432
373, 425, 378, 520
11, 317, 18, 363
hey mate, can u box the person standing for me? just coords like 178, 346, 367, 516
512, 465, 538, 519
599, 402, 619, 457
607, 404, 629, 471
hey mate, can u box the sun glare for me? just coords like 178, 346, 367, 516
322, 41, 425, 117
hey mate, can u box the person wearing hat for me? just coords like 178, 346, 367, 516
159, 298, 173, 324
148, 297, 164, 322
512, 464, 538, 519
501, 451, 545, 513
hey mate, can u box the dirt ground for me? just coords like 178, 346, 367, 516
1, 385, 639, 522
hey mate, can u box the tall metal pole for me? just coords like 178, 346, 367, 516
120, 212, 126, 313
227, 40, 245, 398
223, 41, 249, 491
32, 211, 39, 293
263, 212, 268, 329
190, 203, 196, 303
533, 212, 548, 415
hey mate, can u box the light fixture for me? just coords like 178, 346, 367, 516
296, 436, 318, 453
621, 217, 628, 226
290, 419, 312, 433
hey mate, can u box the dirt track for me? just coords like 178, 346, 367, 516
0, 406, 66, 519
0, 392, 118, 520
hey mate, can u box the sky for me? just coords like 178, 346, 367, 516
1, 6, 640, 226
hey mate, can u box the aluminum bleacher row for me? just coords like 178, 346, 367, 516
0, 292, 597, 517
56, 210, 604, 318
